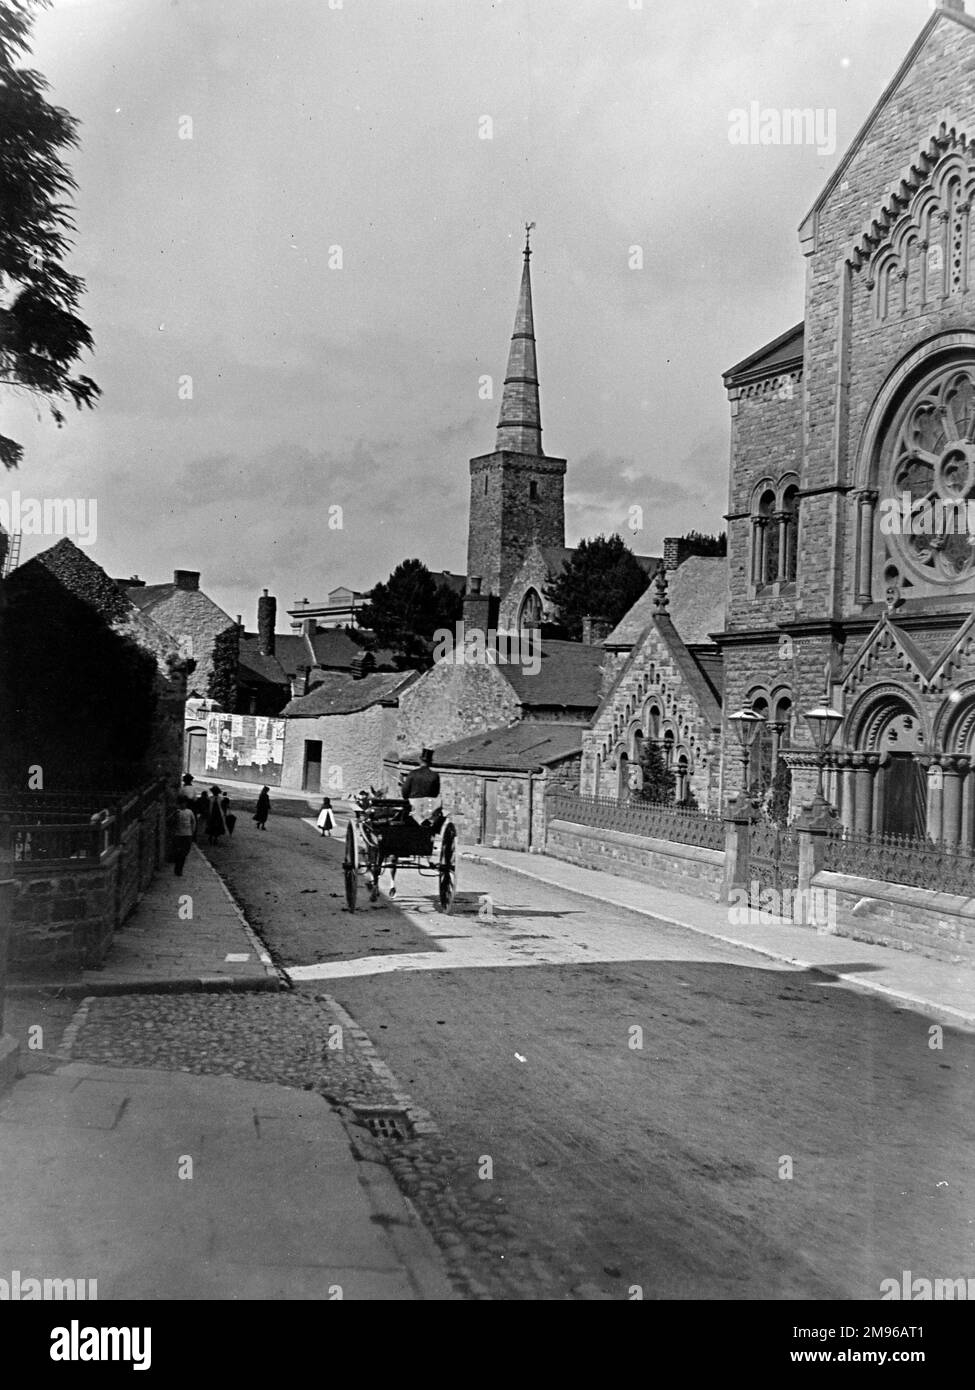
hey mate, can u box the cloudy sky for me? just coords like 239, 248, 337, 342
3, 0, 938, 626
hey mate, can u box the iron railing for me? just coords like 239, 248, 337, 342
821, 829, 975, 897
546, 792, 725, 852
8, 778, 165, 866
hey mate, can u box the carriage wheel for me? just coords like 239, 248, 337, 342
343, 822, 359, 913
438, 823, 457, 914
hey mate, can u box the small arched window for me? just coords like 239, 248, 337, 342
781, 485, 799, 583
518, 588, 543, 633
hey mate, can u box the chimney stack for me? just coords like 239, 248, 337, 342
257, 588, 277, 656
173, 570, 200, 590
581, 615, 612, 646
463, 576, 496, 637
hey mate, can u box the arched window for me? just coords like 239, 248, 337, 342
781, 485, 799, 583
518, 588, 543, 633
751, 488, 777, 586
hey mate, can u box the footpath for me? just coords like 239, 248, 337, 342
463, 847, 975, 1031
0, 846, 454, 1301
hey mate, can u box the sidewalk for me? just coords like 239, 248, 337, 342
10, 845, 281, 996
464, 847, 975, 1030
0, 1060, 454, 1300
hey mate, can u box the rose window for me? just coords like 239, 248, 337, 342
882, 361, 975, 590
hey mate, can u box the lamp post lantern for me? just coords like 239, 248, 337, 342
803, 705, 844, 808
728, 706, 766, 802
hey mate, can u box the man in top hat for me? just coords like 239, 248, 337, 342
401, 748, 442, 829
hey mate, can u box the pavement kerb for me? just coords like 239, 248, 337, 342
461, 849, 975, 1032
194, 846, 284, 986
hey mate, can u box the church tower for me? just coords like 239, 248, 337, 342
466, 228, 567, 626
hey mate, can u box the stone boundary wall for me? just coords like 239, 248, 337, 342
814, 871, 975, 967
545, 821, 725, 902
10, 789, 166, 978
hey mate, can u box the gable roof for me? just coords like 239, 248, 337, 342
723, 322, 805, 388
605, 556, 727, 650
402, 722, 584, 773
799, 5, 975, 248
498, 638, 605, 710
282, 670, 417, 718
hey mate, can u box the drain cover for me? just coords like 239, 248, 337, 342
352, 1106, 413, 1142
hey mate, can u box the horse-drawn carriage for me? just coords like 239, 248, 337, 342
342, 791, 457, 914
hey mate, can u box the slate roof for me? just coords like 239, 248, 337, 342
239, 628, 398, 690
402, 722, 584, 773
605, 556, 727, 650
723, 322, 804, 388
282, 670, 417, 718
498, 639, 605, 711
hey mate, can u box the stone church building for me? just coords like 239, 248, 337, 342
720, 0, 975, 847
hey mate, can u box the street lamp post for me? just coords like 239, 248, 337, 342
728, 706, 766, 804
803, 705, 844, 812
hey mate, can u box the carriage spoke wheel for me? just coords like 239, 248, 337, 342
438, 823, 457, 914
343, 822, 359, 913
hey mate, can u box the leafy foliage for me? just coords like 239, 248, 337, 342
637, 739, 676, 805
1, 0, 100, 469
359, 559, 464, 670
761, 758, 793, 827
0, 557, 158, 787
679, 530, 727, 557
544, 535, 651, 641
207, 625, 240, 711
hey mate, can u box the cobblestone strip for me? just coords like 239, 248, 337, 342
55, 995, 94, 1062
321, 994, 438, 1135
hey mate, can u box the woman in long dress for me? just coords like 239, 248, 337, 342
316, 797, 336, 837
206, 787, 228, 846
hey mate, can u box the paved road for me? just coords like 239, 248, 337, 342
207, 798, 975, 1300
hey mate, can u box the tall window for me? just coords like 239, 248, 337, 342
751, 480, 799, 587
781, 486, 799, 582
518, 588, 543, 633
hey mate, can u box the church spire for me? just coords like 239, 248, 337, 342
495, 223, 543, 455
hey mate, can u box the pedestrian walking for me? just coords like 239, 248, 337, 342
316, 796, 336, 836
221, 791, 237, 837
173, 796, 196, 876
254, 785, 271, 830
206, 786, 229, 846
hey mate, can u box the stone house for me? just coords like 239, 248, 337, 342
582, 555, 726, 808
394, 638, 605, 757
280, 670, 419, 796
718, 0, 975, 843
122, 568, 237, 701
3, 538, 188, 790
389, 724, 583, 850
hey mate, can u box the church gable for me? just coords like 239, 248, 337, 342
840, 615, 935, 701
802, 6, 975, 254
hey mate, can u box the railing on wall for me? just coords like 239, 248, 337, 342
546, 793, 725, 852
821, 829, 975, 898
10, 778, 165, 867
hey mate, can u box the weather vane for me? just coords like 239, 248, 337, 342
524, 221, 536, 257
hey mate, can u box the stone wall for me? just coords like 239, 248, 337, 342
9, 785, 166, 978
282, 705, 397, 797
467, 450, 566, 601
394, 661, 519, 756
583, 623, 721, 808
545, 821, 725, 901
815, 870, 975, 965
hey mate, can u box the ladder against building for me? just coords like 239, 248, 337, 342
1, 529, 21, 578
